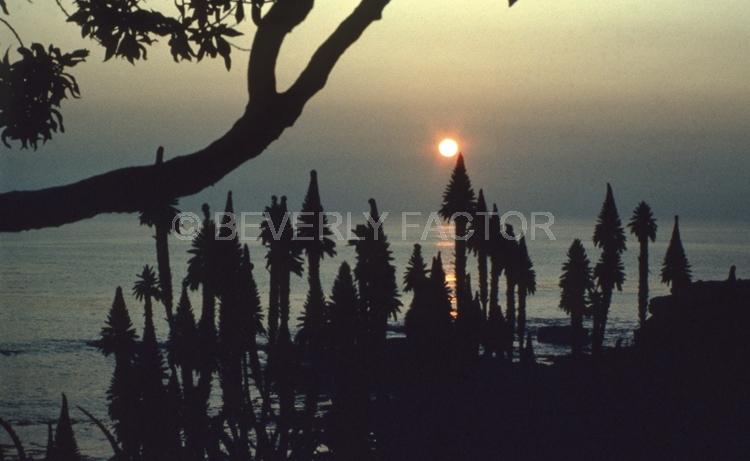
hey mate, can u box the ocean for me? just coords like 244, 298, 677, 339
1, 213, 748, 458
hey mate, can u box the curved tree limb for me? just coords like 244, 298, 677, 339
288, 0, 390, 101
0, 417, 28, 461
248, 0, 314, 99
0, 0, 391, 232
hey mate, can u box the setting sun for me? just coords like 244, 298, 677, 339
438, 138, 459, 158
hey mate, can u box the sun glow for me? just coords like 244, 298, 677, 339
438, 138, 459, 158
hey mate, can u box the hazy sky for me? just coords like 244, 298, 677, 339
1, 0, 749, 223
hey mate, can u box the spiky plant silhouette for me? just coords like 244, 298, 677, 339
183, 204, 220, 458
185, 204, 219, 378
297, 170, 336, 356
404, 243, 430, 342
516, 236, 536, 350
404, 244, 454, 374
592, 183, 626, 356
560, 239, 594, 357
50, 394, 81, 461
351, 199, 401, 404
261, 195, 303, 346
98, 287, 140, 456
503, 224, 519, 354
350, 199, 401, 337
439, 153, 476, 315
469, 189, 491, 316
133, 265, 174, 461
661, 215, 692, 295
138, 147, 180, 326
327, 261, 370, 459
628, 201, 657, 328
484, 203, 511, 359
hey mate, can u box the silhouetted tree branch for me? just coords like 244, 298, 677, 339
0, 0, 392, 232
288, 0, 390, 101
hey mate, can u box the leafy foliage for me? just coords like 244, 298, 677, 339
99, 286, 138, 357
133, 265, 161, 303
98, 288, 141, 456
468, 188, 490, 254
68, 0, 244, 68
168, 286, 198, 370
138, 192, 180, 324
350, 199, 402, 326
139, 197, 180, 231
297, 170, 336, 261
559, 239, 593, 355
591, 185, 626, 355
628, 201, 657, 243
239, 244, 264, 338
403, 243, 428, 294
403, 244, 431, 346
406, 248, 451, 347
2, 0, 252, 149
0, 44, 88, 148
559, 239, 593, 316
260, 195, 303, 277
185, 204, 219, 292
628, 201, 657, 327
327, 261, 360, 353
440, 153, 475, 313
593, 183, 626, 291
261, 194, 303, 344
297, 170, 335, 351
439, 153, 476, 221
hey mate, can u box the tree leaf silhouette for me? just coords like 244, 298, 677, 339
0, 44, 88, 149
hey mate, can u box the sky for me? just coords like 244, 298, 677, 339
1, 0, 749, 223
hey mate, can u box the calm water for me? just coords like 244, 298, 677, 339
1, 214, 748, 458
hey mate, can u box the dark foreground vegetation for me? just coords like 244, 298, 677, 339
2, 157, 747, 461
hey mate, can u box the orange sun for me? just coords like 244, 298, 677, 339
438, 138, 459, 158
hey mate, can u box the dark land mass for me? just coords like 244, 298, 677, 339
369, 279, 750, 460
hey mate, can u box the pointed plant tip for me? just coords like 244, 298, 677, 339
310, 169, 317, 178
155, 146, 164, 164
368, 198, 379, 215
